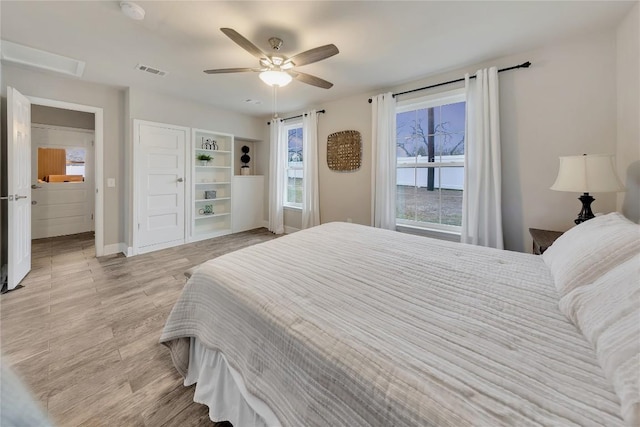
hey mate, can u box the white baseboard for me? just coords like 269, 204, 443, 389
102, 242, 129, 256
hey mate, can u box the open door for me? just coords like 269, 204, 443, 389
6, 87, 32, 290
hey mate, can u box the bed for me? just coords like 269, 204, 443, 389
161, 214, 639, 426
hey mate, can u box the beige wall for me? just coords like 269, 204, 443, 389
2, 64, 125, 246
128, 88, 264, 141
279, 29, 619, 252
32, 104, 95, 130
616, 3, 640, 222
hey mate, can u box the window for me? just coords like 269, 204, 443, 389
37, 147, 86, 183
396, 89, 465, 232
284, 122, 303, 208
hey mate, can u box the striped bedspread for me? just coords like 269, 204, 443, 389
160, 222, 623, 426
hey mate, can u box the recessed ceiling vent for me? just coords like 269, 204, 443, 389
135, 64, 167, 77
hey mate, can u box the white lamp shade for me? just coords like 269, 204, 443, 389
550, 154, 625, 193
259, 71, 292, 87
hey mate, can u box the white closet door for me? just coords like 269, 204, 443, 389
136, 121, 186, 253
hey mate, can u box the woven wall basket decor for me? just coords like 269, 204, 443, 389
327, 130, 362, 172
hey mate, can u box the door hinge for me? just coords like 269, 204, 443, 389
91, 213, 94, 220
138, 223, 141, 230
91, 140, 95, 146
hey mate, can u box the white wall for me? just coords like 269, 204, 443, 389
616, 3, 640, 222
278, 28, 619, 252
2, 64, 125, 246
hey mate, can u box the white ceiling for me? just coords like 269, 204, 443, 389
0, 1, 634, 117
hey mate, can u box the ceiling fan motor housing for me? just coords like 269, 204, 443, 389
268, 37, 283, 51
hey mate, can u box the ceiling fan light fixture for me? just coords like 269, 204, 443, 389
259, 70, 292, 87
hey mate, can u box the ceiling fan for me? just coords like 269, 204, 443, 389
204, 28, 339, 89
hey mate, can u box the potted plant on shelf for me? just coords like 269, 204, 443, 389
240, 145, 251, 175
197, 153, 212, 166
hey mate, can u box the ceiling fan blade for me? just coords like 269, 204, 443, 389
220, 28, 269, 61
204, 68, 261, 74
290, 71, 333, 89
286, 44, 339, 67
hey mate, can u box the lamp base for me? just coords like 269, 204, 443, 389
575, 193, 595, 225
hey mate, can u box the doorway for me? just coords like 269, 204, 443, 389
27, 96, 104, 258
31, 115, 95, 239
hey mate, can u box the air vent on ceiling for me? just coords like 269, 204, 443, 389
135, 64, 167, 77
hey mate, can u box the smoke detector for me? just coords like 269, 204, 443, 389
120, 2, 145, 20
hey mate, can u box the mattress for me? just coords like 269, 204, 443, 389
161, 222, 623, 426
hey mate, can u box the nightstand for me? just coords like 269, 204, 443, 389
529, 228, 563, 255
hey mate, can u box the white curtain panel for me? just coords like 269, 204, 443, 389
462, 67, 504, 249
371, 92, 397, 230
268, 118, 285, 234
302, 110, 320, 229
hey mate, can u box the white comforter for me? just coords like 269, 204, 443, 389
161, 222, 623, 426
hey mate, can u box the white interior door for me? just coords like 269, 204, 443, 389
7, 87, 32, 290
136, 121, 186, 253
31, 125, 94, 239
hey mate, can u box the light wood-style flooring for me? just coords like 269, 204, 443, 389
1, 229, 280, 426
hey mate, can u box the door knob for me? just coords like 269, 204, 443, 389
31, 200, 37, 205
177, 177, 184, 182
31, 184, 42, 189
15, 195, 27, 200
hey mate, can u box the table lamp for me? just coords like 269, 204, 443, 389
550, 154, 625, 225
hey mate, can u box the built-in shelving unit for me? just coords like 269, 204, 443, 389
191, 128, 233, 241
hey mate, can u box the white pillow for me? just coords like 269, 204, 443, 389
559, 254, 640, 426
543, 212, 640, 297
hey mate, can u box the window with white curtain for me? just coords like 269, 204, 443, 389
396, 89, 466, 232
283, 122, 303, 208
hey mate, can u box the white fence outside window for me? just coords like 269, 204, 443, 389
397, 155, 464, 190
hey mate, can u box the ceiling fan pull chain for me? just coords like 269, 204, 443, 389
273, 85, 278, 119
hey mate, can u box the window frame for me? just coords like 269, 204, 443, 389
282, 120, 304, 209
395, 88, 466, 233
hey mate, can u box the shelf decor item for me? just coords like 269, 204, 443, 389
198, 204, 214, 215
205, 190, 217, 199
197, 153, 212, 166
201, 138, 218, 150
327, 130, 362, 172
240, 145, 251, 175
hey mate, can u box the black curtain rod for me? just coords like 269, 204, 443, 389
367, 61, 531, 103
267, 109, 326, 125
